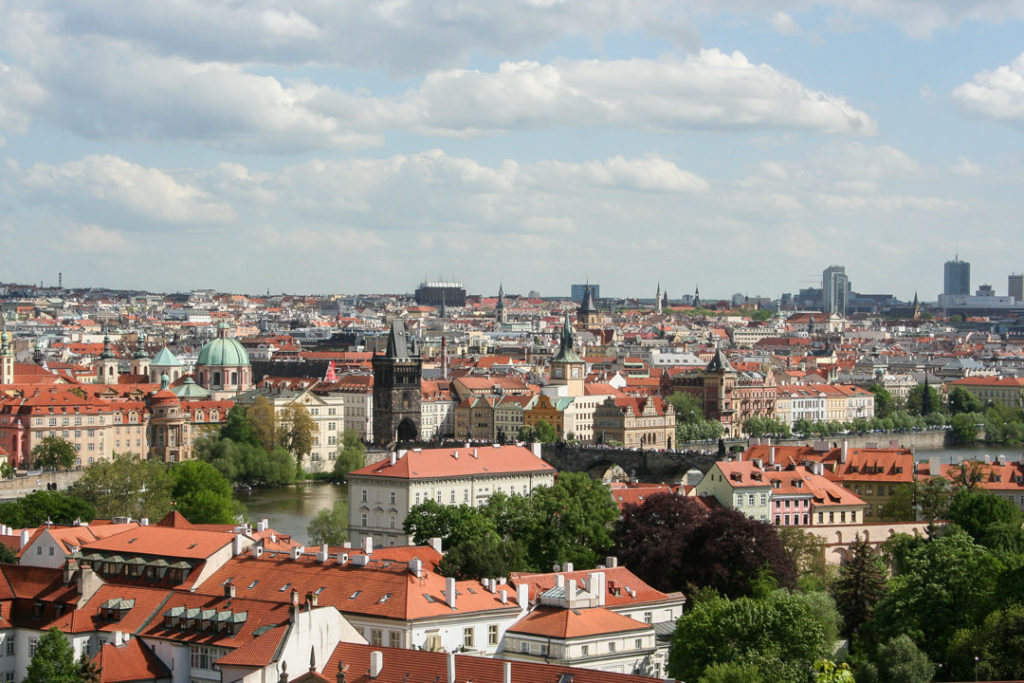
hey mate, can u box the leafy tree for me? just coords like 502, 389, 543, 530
947, 604, 1024, 682
31, 436, 76, 470
0, 490, 95, 528
529, 473, 618, 570
873, 634, 935, 683
946, 488, 1023, 545
945, 460, 988, 491
698, 661, 763, 683
306, 500, 348, 546
668, 591, 832, 683
947, 387, 983, 416
868, 384, 895, 419
870, 530, 1003, 670
906, 382, 943, 417
200, 438, 296, 486
221, 405, 257, 445
777, 526, 829, 589
614, 493, 796, 597
69, 455, 174, 521
437, 533, 510, 580
533, 419, 557, 444
833, 536, 887, 640
742, 416, 791, 438
24, 627, 78, 683
0, 461, 13, 479
246, 395, 277, 451
814, 660, 855, 683
333, 430, 366, 482
278, 403, 316, 459
949, 413, 981, 444
171, 460, 243, 524
880, 483, 916, 522
667, 392, 704, 423
0, 544, 16, 564
77, 652, 102, 683
516, 426, 535, 441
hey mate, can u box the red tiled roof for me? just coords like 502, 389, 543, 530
507, 606, 649, 638
348, 445, 554, 480
94, 638, 172, 682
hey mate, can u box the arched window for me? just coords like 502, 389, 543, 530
213, 371, 221, 386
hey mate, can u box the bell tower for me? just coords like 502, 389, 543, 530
372, 320, 422, 446
0, 321, 14, 385
98, 332, 119, 385
549, 312, 586, 397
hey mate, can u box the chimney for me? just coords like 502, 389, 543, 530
362, 536, 373, 555
841, 440, 848, 464
258, 518, 269, 532
447, 652, 456, 683
428, 537, 443, 555
564, 562, 573, 573
769, 446, 776, 466
504, 660, 512, 683
337, 553, 349, 566
555, 574, 565, 589
77, 564, 101, 603
224, 581, 236, 598
567, 579, 576, 608
605, 556, 618, 568
596, 572, 606, 606
291, 587, 299, 606
472, 448, 478, 458
255, 546, 264, 559
317, 544, 329, 562
114, 630, 125, 647
233, 533, 245, 556
531, 442, 542, 458
446, 577, 457, 609
500, 589, 508, 605
999, 454, 1007, 467
409, 557, 423, 578
516, 583, 529, 610
929, 456, 942, 477
390, 452, 397, 466
369, 651, 383, 678
19, 530, 29, 549
984, 454, 992, 465
290, 546, 303, 560
63, 558, 78, 585
140, 517, 149, 527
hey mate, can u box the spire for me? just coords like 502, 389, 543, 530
100, 332, 116, 360
552, 311, 583, 363
133, 331, 149, 359
579, 283, 596, 316
655, 282, 662, 314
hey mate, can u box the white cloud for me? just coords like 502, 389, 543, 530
953, 53, 1024, 124
23, 155, 235, 223
949, 156, 984, 177
770, 12, 802, 35
0, 60, 46, 144
57, 224, 135, 254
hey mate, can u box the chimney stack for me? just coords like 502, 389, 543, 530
409, 557, 423, 578
19, 530, 29, 549
769, 445, 776, 466
841, 440, 848, 464
516, 583, 529, 610
446, 577, 456, 609
564, 562, 574, 573
447, 651, 456, 683
317, 544, 329, 562
567, 579, 576, 608
504, 660, 512, 683
224, 582, 236, 599
428, 537, 443, 555
369, 651, 383, 678
362, 536, 373, 556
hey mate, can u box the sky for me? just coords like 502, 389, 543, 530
0, 2, 1022, 300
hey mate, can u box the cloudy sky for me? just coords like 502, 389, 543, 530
0, 1, 1022, 300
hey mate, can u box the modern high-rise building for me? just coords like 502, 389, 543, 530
1009, 273, 1023, 301
944, 258, 970, 296
570, 283, 599, 302
414, 280, 466, 307
821, 266, 849, 315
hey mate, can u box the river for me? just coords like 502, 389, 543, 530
237, 482, 347, 545
239, 443, 1024, 544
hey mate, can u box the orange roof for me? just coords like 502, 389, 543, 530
349, 445, 554, 481
510, 566, 672, 608
84, 525, 234, 560
507, 606, 649, 638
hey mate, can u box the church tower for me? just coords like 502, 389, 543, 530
693, 285, 701, 310
131, 331, 150, 378
372, 320, 422, 446
0, 324, 14, 385
655, 283, 662, 314
577, 283, 600, 327
98, 333, 119, 385
496, 283, 508, 324
550, 311, 586, 397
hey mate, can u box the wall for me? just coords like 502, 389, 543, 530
0, 470, 83, 502
541, 444, 717, 483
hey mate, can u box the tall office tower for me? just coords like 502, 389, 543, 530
1010, 274, 1023, 301
822, 265, 849, 315
944, 257, 970, 296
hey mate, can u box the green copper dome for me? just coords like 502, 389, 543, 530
196, 336, 250, 367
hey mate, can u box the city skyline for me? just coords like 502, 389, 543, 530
1, 3, 1024, 295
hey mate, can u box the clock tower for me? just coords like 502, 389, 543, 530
549, 311, 586, 397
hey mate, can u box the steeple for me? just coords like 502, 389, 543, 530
98, 328, 120, 384
655, 283, 662, 314
578, 282, 599, 326
693, 284, 701, 309
550, 311, 585, 397
496, 282, 507, 324
912, 292, 920, 320
131, 330, 151, 377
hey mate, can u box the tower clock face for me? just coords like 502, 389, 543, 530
572, 367, 580, 378
554, 367, 563, 378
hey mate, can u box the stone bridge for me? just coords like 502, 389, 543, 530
541, 444, 718, 483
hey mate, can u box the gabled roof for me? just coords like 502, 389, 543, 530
507, 606, 650, 638
93, 638, 172, 682
349, 445, 555, 480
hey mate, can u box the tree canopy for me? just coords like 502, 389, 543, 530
69, 455, 174, 521
307, 500, 348, 546
0, 490, 95, 528
171, 460, 243, 524
24, 627, 79, 683
333, 430, 367, 482
31, 436, 76, 470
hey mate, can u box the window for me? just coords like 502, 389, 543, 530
390, 491, 396, 505
4, 638, 11, 656
608, 641, 616, 653
828, 511, 834, 523
371, 629, 382, 647
840, 511, 846, 523
390, 516, 396, 529
489, 624, 499, 646
643, 612, 652, 624
635, 639, 643, 650
389, 631, 401, 648
520, 641, 529, 653
436, 491, 442, 503
450, 491, 456, 503
361, 489, 367, 502
748, 494, 755, 506
581, 645, 589, 656
463, 627, 474, 648
361, 513, 367, 526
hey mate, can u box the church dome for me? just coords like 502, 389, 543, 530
196, 336, 250, 367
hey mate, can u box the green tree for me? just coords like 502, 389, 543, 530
306, 500, 348, 546
946, 488, 1023, 545
0, 490, 95, 528
868, 384, 895, 419
0, 544, 16, 564
278, 403, 317, 460
529, 472, 618, 570
534, 419, 557, 444
246, 395, 278, 451
947, 604, 1024, 682
698, 661, 764, 683
742, 416, 791, 438
906, 382, 943, 417
171, 460, 242, 524
833, 536, 887, 640
333, 430, 366, 482
873, 634, 935, 683
69, 455, 174, 521
221, 405, 257, 445
871, 530, 1003, 668
777, 526, 829, 590
516, 425, 535, 441
24, 627, 78, 683
667, 392, 704, 423
949, 412, 981, 444
31, 436, 76, 470
947, 387, 983, 416
668, 591, 832, 683
814, 660, 855, 683
880, 482, 916, 521
77, 652, 102, 683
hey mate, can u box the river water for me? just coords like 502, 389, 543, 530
238, 482, 347, 545
241, 444, 1024, 544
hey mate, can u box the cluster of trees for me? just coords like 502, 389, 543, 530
196, 399, 317, 485
516, 420, 558, 444
0, 450, 244, 529
614, 489, 1024, 681
402, 473, 619, 579
667, 393, 724, 442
